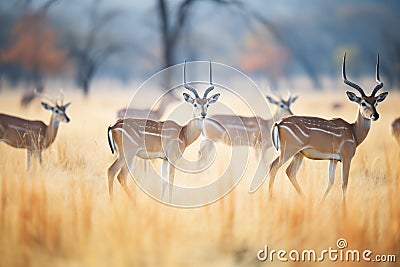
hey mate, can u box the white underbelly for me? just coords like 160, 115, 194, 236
301, 148, 341, 161
136, 150, 166, 159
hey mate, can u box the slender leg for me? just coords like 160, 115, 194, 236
117, 165, 134, 201
38, 151, 42, 165
26, 150, 32, 171
161, 159, 169, 200
167, 163, 176, 202
198, 139, 214, 169
341, 158, 351, 206
321, 160, 337, 201
249, 145, 274, 193
285, 154, 304, 197
107, 156, 125, 200
268, 146, 300, 197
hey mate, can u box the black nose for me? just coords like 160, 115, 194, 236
371, 113, 379, 121
201, 113, 206, 118
65, 116, 70, 123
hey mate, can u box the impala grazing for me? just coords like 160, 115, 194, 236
267, 53, 388, 203
0, 90, 71, 170
107, 61, 220, 201
392, 118, 400, 146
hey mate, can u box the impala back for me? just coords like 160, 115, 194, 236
0, 114, 46, 150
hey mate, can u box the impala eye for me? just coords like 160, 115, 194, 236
361, 102, 366, 107
194, 104, 198, 108
280, 104, 285, 108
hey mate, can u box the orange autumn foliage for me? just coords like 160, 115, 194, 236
1, 13, 66, 74
239, 37, 290, 78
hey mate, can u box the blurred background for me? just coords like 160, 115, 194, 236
0, 0, 399, 104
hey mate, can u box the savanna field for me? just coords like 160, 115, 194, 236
0, 84, 399, 267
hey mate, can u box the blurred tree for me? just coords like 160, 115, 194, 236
66, 0, 122, 95
0, 0, 64, 105
1, 14, 66, 99
239, 34, 290, 88
155, 0, 325, 89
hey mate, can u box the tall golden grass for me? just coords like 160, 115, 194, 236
0, 88, 399, 267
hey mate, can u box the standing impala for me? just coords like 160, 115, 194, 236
0, 91, 71, 170
267, 53, 388, 203
107, 61, 220, 201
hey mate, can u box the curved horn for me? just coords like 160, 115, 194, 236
34, 88, 57, 105
183, 60, 199, 98
58, 88, 65, 106
371, 53, 384, 96
342, 53, 366, 97
203, 61, 215, 98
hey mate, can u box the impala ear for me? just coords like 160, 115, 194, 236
208, 93, 220, 104
346, 91, 361, 103
41, 102, 54, 110
266, 96, 279, 105
376, 92, 388, 103
183, 93, 194, 104
288, 96, 298, 104
63, 102, 71, 109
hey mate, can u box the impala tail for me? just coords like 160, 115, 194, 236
108, 126, 116, 154
272, 123, 280, 151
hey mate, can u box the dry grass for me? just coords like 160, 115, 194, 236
0, 87, 399, 267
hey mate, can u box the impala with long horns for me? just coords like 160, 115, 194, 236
0, 90, 71, 170
266, 53, 388, 203
107, 61, 220, 201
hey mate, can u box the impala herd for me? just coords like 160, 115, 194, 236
0, 54, 398, 205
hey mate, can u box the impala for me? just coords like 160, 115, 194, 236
392, 118, 400, 146
199, 93, 298, 191
0, 90, 71, 170
267, 53, 388, 203
107, 61, 220, 201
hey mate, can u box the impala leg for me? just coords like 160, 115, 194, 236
167, 163, 176, 202
38, 151, 42, 165
249, 145, 274, 193
117, 165, 134, 201
26, 150, 32, 171
107, 156, 124, 200
321, 160, 338, 201
161, 159, 169, 201
341, 158, 351, 206
268, 147, 299, 197
285, 154, 304, 197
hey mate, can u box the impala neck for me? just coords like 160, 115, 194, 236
351, 108, 371, 146
273, 108, 293, 121
182, 118, 203, 146
44, 114, 60, 148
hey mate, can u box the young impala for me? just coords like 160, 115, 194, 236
199, 93, 298, 192
107, 61, 220, 201
267, 53, 388, 203
0, 90, 71, 170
